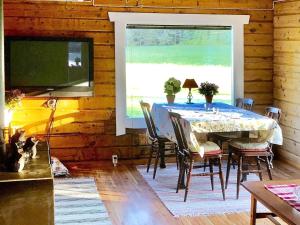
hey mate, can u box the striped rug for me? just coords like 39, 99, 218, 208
54, 178, 112, 225
137, 163, 268, 217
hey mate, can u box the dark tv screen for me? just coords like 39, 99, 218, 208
5, 37, 93, 96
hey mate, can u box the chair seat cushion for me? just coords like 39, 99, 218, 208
191, 141, 221, 156
230, 141, 269, 151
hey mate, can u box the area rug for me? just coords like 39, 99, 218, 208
137, 163, 268, 217
54, 178, 112, 225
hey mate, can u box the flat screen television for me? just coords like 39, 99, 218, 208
5, 37, 94, 97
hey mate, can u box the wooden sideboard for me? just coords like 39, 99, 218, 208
0, 143, 54, 225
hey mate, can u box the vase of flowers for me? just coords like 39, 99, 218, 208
5, 89, 25, 126
164, 77, 181, 104
198, 82, 219, 104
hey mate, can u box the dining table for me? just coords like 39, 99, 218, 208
151, 102, 283, 168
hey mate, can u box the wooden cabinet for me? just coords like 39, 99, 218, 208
0, 144, 54, 225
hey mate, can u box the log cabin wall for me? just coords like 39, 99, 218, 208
274, 0, 300, 166
3, 0, 273, 161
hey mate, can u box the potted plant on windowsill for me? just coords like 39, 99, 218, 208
198, 81, 219, 104
164, 77, 181, 104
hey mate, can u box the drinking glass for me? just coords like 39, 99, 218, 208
205, 103, 212, 111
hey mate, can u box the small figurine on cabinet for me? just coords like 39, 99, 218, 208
6, 129, 26, 172
23, 137, 39, 159
5, 129, 39, 172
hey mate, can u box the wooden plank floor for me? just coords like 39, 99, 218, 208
64, 160, 300, 225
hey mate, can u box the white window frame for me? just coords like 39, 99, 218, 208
109, 12, 250, 136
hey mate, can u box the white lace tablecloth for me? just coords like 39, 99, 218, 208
151, 102, 282, 155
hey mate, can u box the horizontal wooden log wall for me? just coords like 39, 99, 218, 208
274, 0, 300, 166
3, 0, 273, 161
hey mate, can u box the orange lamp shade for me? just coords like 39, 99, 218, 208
182, 79, 198, 89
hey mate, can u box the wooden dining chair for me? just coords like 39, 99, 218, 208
236, 98, 255, 111
205, 98, 255, 171
261, 107, 282, 168
169, 112, 225, 202
225, 106, 282, 199
140, 101, 175, 179
265, 107, 281, 123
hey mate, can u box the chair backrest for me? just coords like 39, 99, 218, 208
169, 112, 188, 152
265, 107, 282, 123
140, 101, 158, 140
235, 98, 254, 111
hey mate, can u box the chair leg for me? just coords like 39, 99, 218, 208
184, 157, 194, 202
218, 157, 225, 200
269, 151, 274, 169
265, 156, 273, 180
241, 159, 248, 182
175, 146, 179, 170
209, 158, 214, 191
232, 156, 236, 169
176, 156, 185, 193
159, 142, 166, 169
147, 145, 155, 173
153, 147, 160, 179
236, 155, 242, 199
203, 158, 207, 171
219, 140, 223, 150
256, 157, 263, 181
225, 150, 232, 189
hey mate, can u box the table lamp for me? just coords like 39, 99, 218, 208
182, 79, 198, 104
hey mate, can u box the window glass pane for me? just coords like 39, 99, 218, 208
68, 42, 82, 67
126, 26, 233, 118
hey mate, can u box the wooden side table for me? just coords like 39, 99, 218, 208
243, 180, 300, 225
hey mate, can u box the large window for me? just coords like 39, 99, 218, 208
126, 26, 233, 118
109, 13, 249, 135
